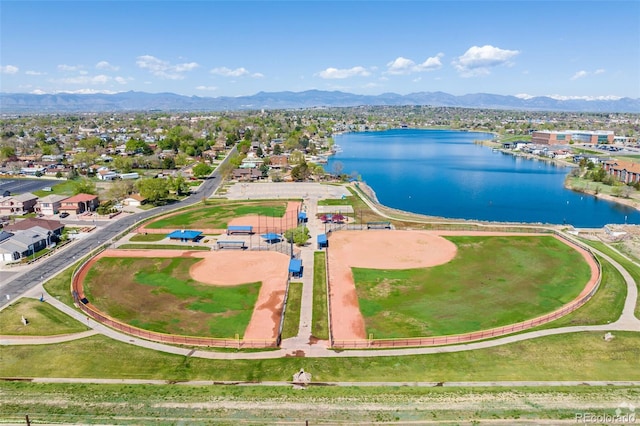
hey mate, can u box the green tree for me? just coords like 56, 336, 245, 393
290, 161, 310, 181
107, 179, 134, 202
192, 162, 213, 178
284, 225, 310, 246
135, 178, 169, 204
74, 178, 97, 195
113, 156, 133, 173
168, 175, 190, 196
288, 150, 305, 166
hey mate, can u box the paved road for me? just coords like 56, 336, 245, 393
0, 147, 235, 308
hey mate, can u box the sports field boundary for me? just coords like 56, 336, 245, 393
70, 251, 278, 349
329, 231, 602, 349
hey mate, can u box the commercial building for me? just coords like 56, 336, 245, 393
531, 130, 614, 146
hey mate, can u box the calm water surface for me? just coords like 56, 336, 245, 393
327, 129, 640, 227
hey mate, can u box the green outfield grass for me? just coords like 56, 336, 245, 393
353, 236, 592, 338
313, 251, 329, 339
0, 298, 87, 336
83, 257, 260, 338
145, 200, 289, 229
280, 282, 302, 339
525, 255, 626, 331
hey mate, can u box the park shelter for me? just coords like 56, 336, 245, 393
167, 230, 202, 242
288, 258, 303, 278
261, 233, 281, 243
298, 211, 307, 223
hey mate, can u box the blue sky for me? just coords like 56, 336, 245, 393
1, 1, 639, 99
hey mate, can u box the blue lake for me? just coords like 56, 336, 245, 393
327, 129, 640, 227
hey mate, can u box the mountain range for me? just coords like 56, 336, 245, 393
1, 90, 638, 113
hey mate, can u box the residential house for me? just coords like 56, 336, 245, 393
35, 195, 67, 216
232, 168, 262, 181
0, 192, 38, 216
603, 160, 640, 184
97, 169, 118, 181
4, 217, 65, 237
122, 194, 147, 207
59, 193, 100, 214
269, 155, 289, 169
0, 226, 53, 263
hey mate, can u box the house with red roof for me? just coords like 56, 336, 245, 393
59, 193, 100, 214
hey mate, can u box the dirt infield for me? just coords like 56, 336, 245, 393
327, 231, 458, 340
327, 231, 600, 342
79, 249, 290, 340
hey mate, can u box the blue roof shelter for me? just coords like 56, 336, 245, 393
289, 258, 303, 278
298, 211, 307, 223
317, 233, 328, 249
167, 230, 202, 242
261, 233, 282, 243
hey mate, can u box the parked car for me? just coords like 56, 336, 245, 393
59, 212, 69, 218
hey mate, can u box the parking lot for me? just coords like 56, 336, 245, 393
0, 178, 59, 195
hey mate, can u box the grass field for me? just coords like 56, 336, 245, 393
353, 236, 592, 338
83, 257, 260, 338
1, 382, 637, 425
31, 179, 78, 197
313, 251, 329, 339
128, 233, 167, 242
145, 200, 289, 229
0, 298, 87, 336
584, 239, 640, 317
2, 331, 639, 381
281, 282, 302, 339
526, 255, 626, 332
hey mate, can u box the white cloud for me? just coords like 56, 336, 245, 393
96, 61, 119, 71
57, 89, 119, 94
570, 70, 588, 80
0, 65, 19, 74
386, 53, 443, 75
210, 66, 263, 78
196, 85, 218, 91
594, 69, 605, 75
26, 70, 46, 76
317, 66, 371, 79
56, 74, 113, 85
136, 55, 199, 80
453, 45, 520, 77
58, 64, 82, 72
114, 76, 128, 84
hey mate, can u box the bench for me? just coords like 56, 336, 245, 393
217, 240, 247, 250
366, 221, 392, 229
226, 225, 254, 235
